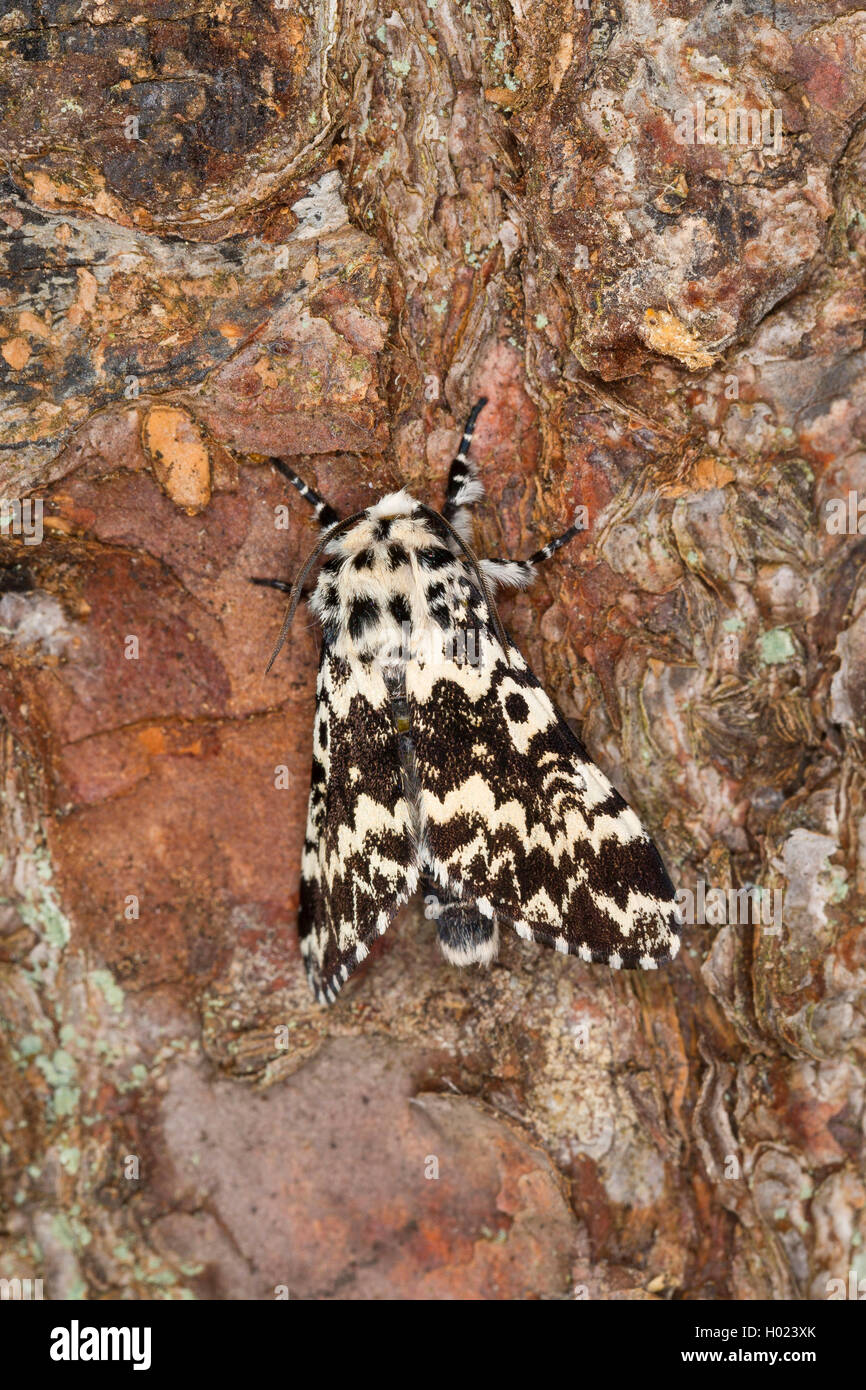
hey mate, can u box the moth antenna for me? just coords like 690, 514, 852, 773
416, 503, 512, 663
264, 510, 368, 673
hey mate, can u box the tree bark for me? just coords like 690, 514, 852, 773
1, 1, 865, 1300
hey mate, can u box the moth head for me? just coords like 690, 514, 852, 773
366, 489, 416, 521
265, 494, 509, 671
325, 490, 423, 562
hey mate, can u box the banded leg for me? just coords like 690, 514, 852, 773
481, 516, 584, 592
270, 458, 340, 529
528, 520, 583, 565
443, 397, 487, 537
252, 460, 340, 595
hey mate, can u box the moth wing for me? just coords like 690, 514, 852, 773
299, 648, 418, 1002
406, 642, 680, 970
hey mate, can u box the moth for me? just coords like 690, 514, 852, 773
256, 399, 680, 1004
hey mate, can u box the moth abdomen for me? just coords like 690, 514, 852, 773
424, 888, 500, 966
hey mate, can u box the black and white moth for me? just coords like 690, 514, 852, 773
256, 399, 680, 1004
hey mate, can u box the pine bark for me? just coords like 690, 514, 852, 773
1, 2, 865, 1299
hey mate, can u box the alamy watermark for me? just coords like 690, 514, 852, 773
381, 620, 488, 669
673, 102, 782, 156
676, 880, 782, 934
0, 497, 43, 545
823, 492, 866, 535
826, 1269, 866, 1300
50, 1320, 151, 1370
0, 1277, 44, 1299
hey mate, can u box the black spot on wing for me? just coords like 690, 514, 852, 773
348, 594, 380, 640
505, 692, 530, 723
352, 548, 374, 570
418, 546, 454, 571
389, 594, 411, 625
387, 542, 409, 569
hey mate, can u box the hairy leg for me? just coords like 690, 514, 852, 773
442, 398, 487, 538
481, 515, 584, 591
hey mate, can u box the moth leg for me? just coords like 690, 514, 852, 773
480, 558, 536, 591
250, 576, 292, 594
250, 459, 340, 594
442, 397, 487, 537
269, 457, 341, 529
249, 577, 316, 599
527, 518, 583, 565
423, 879, 499, 966
480, 517, 584, 591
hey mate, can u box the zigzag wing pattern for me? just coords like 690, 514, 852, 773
298, 647, 418, 1002
406, 638, 680, 970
